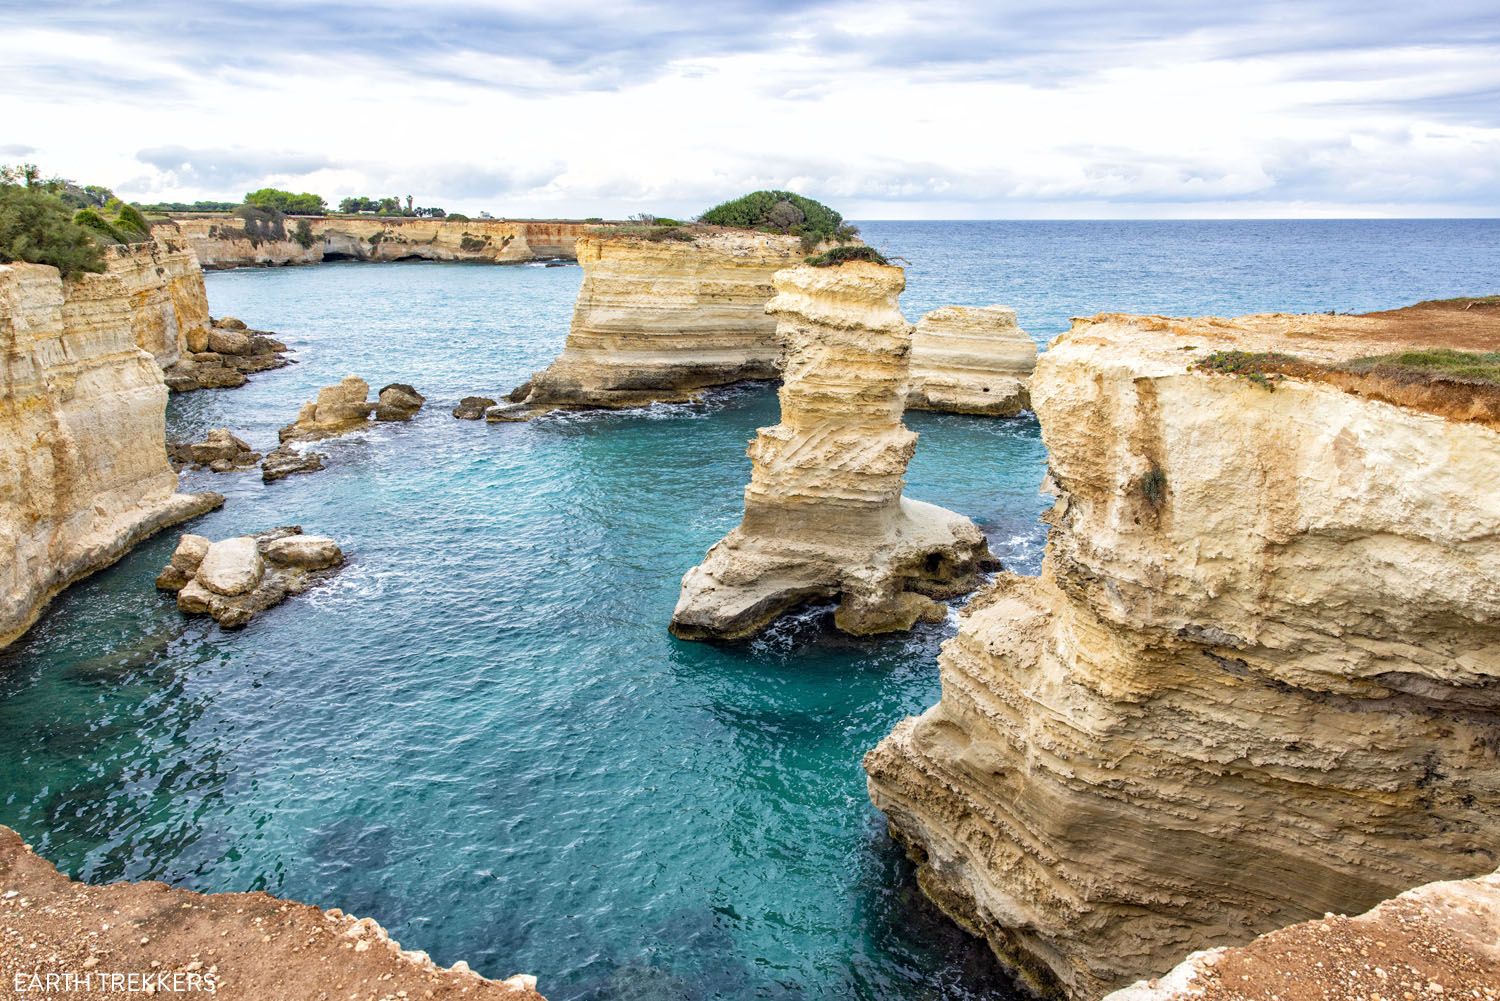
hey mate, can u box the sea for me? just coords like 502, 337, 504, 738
2, 219, 1497, 1000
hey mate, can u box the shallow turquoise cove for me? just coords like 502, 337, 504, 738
3, 220, 1498, 1000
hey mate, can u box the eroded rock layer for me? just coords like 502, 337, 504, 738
865, 303, 1500, 1000
1105, 868, 1500, 1001
0, 825, 544, 1000
1, 262, 222, 649
508, 231, 806, 415
906, 305, 1036, 416
101, 233, 212, 369
671, 262, 993, 639
168, 215, 594, 269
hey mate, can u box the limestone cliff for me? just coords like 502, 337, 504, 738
169, 215, 594, 269
100, 231, 212, 369
906, 305, 1036, 416
0, 261, 222, 650
0, 825, 544, 1000
1106, 868, 1500, 1001
506, 230, 805, 416
864, 302, 1500, 1000
670, 262, 994, 640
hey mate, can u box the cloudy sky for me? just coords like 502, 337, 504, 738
3, 0, 1498, 218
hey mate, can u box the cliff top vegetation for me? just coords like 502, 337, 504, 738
699, 190, 860, 250
0, 164, 114, 278
804, 244, 889, 267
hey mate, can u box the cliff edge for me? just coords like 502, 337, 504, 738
865, 299, 1500, 999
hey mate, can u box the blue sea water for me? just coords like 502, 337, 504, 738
1, 220, 1497, 1000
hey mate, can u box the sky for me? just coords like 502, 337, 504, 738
2, 0, 1498, 219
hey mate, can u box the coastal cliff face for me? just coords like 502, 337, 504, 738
864, 305, 1500, 999
0, 261, 221, 650
169, 215, 594, 269
907, 305, 1036, 416
102, 232, 212, 368
513, 230, 805, 414
1106, 867, 1500, 1001
670, 262, 993, 639
0, 826, 544, 1000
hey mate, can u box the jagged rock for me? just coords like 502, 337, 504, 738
216, 315, 248, 329
162, 322, 291, 393
157, 527, 345, 628
505, 381, 532, 403
208, 327, 252, 355
453, 396, 497, 419
167, 428, 260, 472
375, 382, 425, 421
0, 258, 224, 649
864, 303, 1500, 1000
1105, 868, 1500, 1001
670, 261, 995, 640
279, 375, 377, 443
906, 305, 1037, 416
261, 445, 325, 483
197, 537, 265, 597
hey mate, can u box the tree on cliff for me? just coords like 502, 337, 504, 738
243, 188, 327, 215
0, 164, 107, 278
699, 190, 860, 250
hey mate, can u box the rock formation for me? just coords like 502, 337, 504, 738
102, 233, 212, 369
0, 825, 544, 1000
374, 382, 425, 421
498, 230, 807, 417
670, 262, 994, 640
162, 317, 292, 392
1106, 868, 1500, 1001
906, 305, 1036, 416
168, 429, 260, 472
864, 302, 1500, 1000
453, 395, 497, 420
279, 376, 377, 442
260, 445, 325, 483
1, 261, 223, 650
166, 215, 594, 269
156, 527, 345, 628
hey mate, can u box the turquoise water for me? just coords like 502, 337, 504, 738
3, 220, 1498, 1000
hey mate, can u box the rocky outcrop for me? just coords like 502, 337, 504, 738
453, 395, 496, 420
100, 233, 212, 369
670, 262, 994, 640
161, 318, 291, 392
498, 230, 807, 417
906, 305, 1036, 416
279, 375, 425, 444
0, 825, 544, 1000
260, 445, 325, 483
864, 304, 1500, 1000
156, 527, 345, 628
1, 261, 223, 650
375, 382, 425, 421
1106, 868, 1500, 1001
167, 215, 594, 269
168, 429, 260, 472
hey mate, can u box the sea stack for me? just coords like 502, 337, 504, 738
501, 229, 806, 417
864, 305, 1500, 999
670, 261, 994, 640
906, 305, 1037, 416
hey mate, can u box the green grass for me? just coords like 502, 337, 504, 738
1191, 350, 1301, 389
1344, 349, 1500, 384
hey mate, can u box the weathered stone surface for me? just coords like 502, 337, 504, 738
671, 262, 994, 640
163, 319, 292, 393
261, 445, 325, 482
168, 428, 260, 471
512, 230, 807, 415
169, 215, 593, 269
216, 315, 248, 329
453, 396, 497, 419
906, 305, 1036, 416
196, 537, 265, 597
157, 527, 345, 628
279, 375, 377, 443
1105, 868, 1500, 1001
100, 233, 212, 369
0, 260, 223, 649
207, 327, 252, 355
864, 304, 1500, 1000
374, 382, 425, 421
0, 825, 547, 1000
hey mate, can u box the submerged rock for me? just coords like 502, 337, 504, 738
168, 428, 260, 472
453, 395, 497, 420
671, 261, 994, 640
261, 445, 326, 483
157, 526, 345, 628
375, 382, 425, 421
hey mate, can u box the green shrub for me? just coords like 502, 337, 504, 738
459, 234, 488, 252
107, 199, 151, 240
245, 187, 326, 215
804, 244, 888, 267
1137, 465, 1168, 509
1192, 350, 1301, 390
73, 207, 128, 243
292, 218, 315, 249
234, 204, 287, 246
1344, 348, 1500, 384
446, 213, 470, 222
700, 190, 859, 250
583, 216, 603, 223
0, 174, 107, 278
